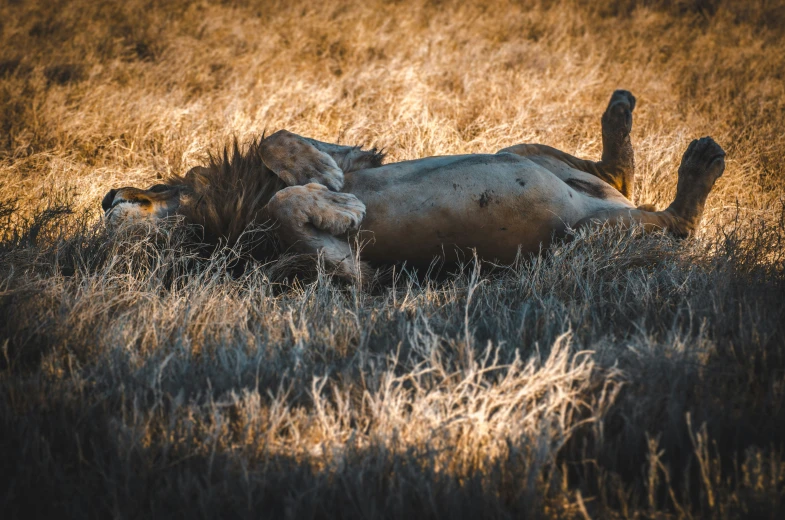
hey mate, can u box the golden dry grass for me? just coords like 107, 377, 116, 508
2, 0, 785, 518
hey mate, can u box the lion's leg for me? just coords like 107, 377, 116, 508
303, 137, 385, 173
259, 130, 384, 191
263, 183, 369, 279
259, 130, 346, 191
574, 137, 725, 237
596, 90, 636, 198
498, 90, 636, 199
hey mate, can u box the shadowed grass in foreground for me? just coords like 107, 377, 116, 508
2, 0, 785, 517
2, 199, 784, 518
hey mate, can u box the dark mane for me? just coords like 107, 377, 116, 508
166, 137, 287, 258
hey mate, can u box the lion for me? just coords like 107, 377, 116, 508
102, 90, 726, 278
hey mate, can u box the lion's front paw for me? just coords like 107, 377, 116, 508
302, 154, 345, 192
260, 129, 345, 191
308, 186, 365, 235
270, 184, 365, 236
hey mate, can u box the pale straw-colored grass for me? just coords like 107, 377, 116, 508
2, 0, 785, 517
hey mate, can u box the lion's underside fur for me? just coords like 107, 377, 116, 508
104, 91, 725, 280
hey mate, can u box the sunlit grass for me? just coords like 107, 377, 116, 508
2, 0, 785, 517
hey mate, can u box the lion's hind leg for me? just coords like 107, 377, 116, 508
575, 137, 725, 238
264, 183, 368, 279
498, 90, 636, 199
597, 90, 636, 198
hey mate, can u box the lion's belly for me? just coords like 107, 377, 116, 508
344, 154, 632, 266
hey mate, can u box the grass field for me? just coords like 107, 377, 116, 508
2, 0, 785, 517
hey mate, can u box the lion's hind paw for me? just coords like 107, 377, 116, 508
679, 136, 726, 180
602, 90, 636, 135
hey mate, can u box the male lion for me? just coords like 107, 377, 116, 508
102, 90, 725, 278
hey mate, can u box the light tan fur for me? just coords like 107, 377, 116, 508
102, 91, 725, 278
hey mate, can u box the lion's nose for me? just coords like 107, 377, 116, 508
101, 189, 118, 213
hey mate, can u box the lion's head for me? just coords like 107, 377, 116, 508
102, 184, 183, 228
102, 138, 287, 255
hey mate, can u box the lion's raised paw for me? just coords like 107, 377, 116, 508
260, 130, 345, 191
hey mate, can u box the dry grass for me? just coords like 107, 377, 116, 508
2, 0, 785, 517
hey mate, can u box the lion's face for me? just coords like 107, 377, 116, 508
102, 184, 182, 230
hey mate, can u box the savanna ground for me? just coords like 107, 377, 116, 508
2, 0, 785, 517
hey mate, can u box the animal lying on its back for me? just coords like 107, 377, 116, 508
102, 90, 726, 278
